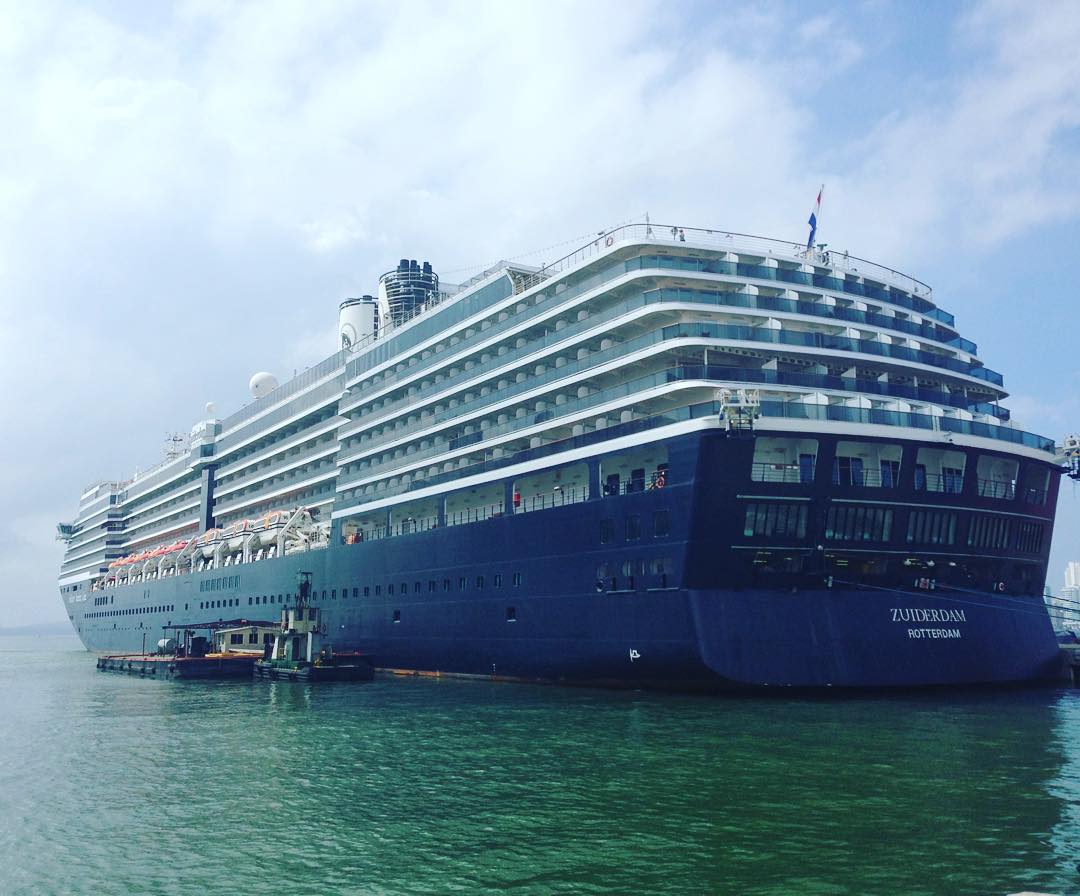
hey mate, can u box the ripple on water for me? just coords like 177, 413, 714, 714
2, 637, 1080, 895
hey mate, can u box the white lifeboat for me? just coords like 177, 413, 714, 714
198, 528, 222, 558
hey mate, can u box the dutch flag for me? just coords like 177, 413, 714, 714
806, 185, 823, 251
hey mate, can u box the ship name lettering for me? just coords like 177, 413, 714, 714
891, 608, 966, 624
906, 628, 962, 640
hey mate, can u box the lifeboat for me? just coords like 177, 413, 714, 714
251, 510, 289, 547
198, 528, 222, 558
225, 520, 251, 551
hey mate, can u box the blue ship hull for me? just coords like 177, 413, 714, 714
67, 430, 1063, 689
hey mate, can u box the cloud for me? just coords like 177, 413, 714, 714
3, 0, 1080, 623
824, 0, 1080, 261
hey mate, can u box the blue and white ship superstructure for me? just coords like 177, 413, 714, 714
57, 225, 1073, 688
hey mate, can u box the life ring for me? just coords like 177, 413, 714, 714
995, 581, 1006, 592
654, 473, 665, 488
604, 236, 614, 247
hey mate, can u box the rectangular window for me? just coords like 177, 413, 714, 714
626, 514, 641, 540
428, 580, 436, 592
880, 459, 900, 488
906, 511, 958, 545
393, 609, 401, 623
443, 578, 451, 591
653, 510, 670, 537
1020, 466, 1050, 505
743, 503, 808, 539
506, 606, 517, 622
388, 584, 395, 595
1016, 521, 1044, 554
824, 506, 892, 542
600, 518, 614, 544
494, 574, 503, 588
976, 455, 1018, 499
459, 577, 467, 591
967, 514, 1014, 550
942, 466, 964, 495
364, 586, 370, 597
476, 576, 484, 589
751, 437, 818, 483
513, 572, 523, 587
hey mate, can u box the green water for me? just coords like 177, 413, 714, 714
2, 634, 1079, 896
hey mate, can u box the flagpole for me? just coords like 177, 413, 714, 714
805, 184, 824, 257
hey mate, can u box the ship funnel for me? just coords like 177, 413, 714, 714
339, 295, 379, 350
378, 259, 440, 330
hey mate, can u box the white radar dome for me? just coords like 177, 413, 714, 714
249, 371, 279, 399
205, 401, 216, 416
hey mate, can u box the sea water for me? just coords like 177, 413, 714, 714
2, 633, 1079, 896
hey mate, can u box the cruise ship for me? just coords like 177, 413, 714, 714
57, 224, 1072, 688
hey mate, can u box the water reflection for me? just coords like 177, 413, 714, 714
2, 637, 1079, 896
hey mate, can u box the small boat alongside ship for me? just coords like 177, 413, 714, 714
254, 574, 374, 681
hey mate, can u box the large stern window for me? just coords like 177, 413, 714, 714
833, 441, 902, 488
751, 438, 819, 484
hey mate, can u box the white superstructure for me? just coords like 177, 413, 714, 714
58, 223, 1060, 606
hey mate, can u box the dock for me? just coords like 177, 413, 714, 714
96, 652, 257, 679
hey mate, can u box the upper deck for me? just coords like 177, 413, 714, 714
60, 223, 1059, 592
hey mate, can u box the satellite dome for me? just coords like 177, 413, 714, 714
205, 401, 216, 416
249, 371, 279, 399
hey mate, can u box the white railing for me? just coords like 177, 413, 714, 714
514, 223, 933, 298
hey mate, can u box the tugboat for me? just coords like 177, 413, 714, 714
254, 572, 374, 682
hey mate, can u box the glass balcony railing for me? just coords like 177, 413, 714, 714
214, 464, 337, 517
335, 389, 1052, 511
643, 285, 968, 350
213, 226, 962, 459
342, 250, 965, 411
661, 322, 1000, 384
340, 285, 998, 460
219, 351, 347, 435
621, 252, 952, 325
342, 359, 1012, 477
215, 439, 339, 498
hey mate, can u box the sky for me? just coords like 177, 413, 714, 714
2, 0, 1080, 625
